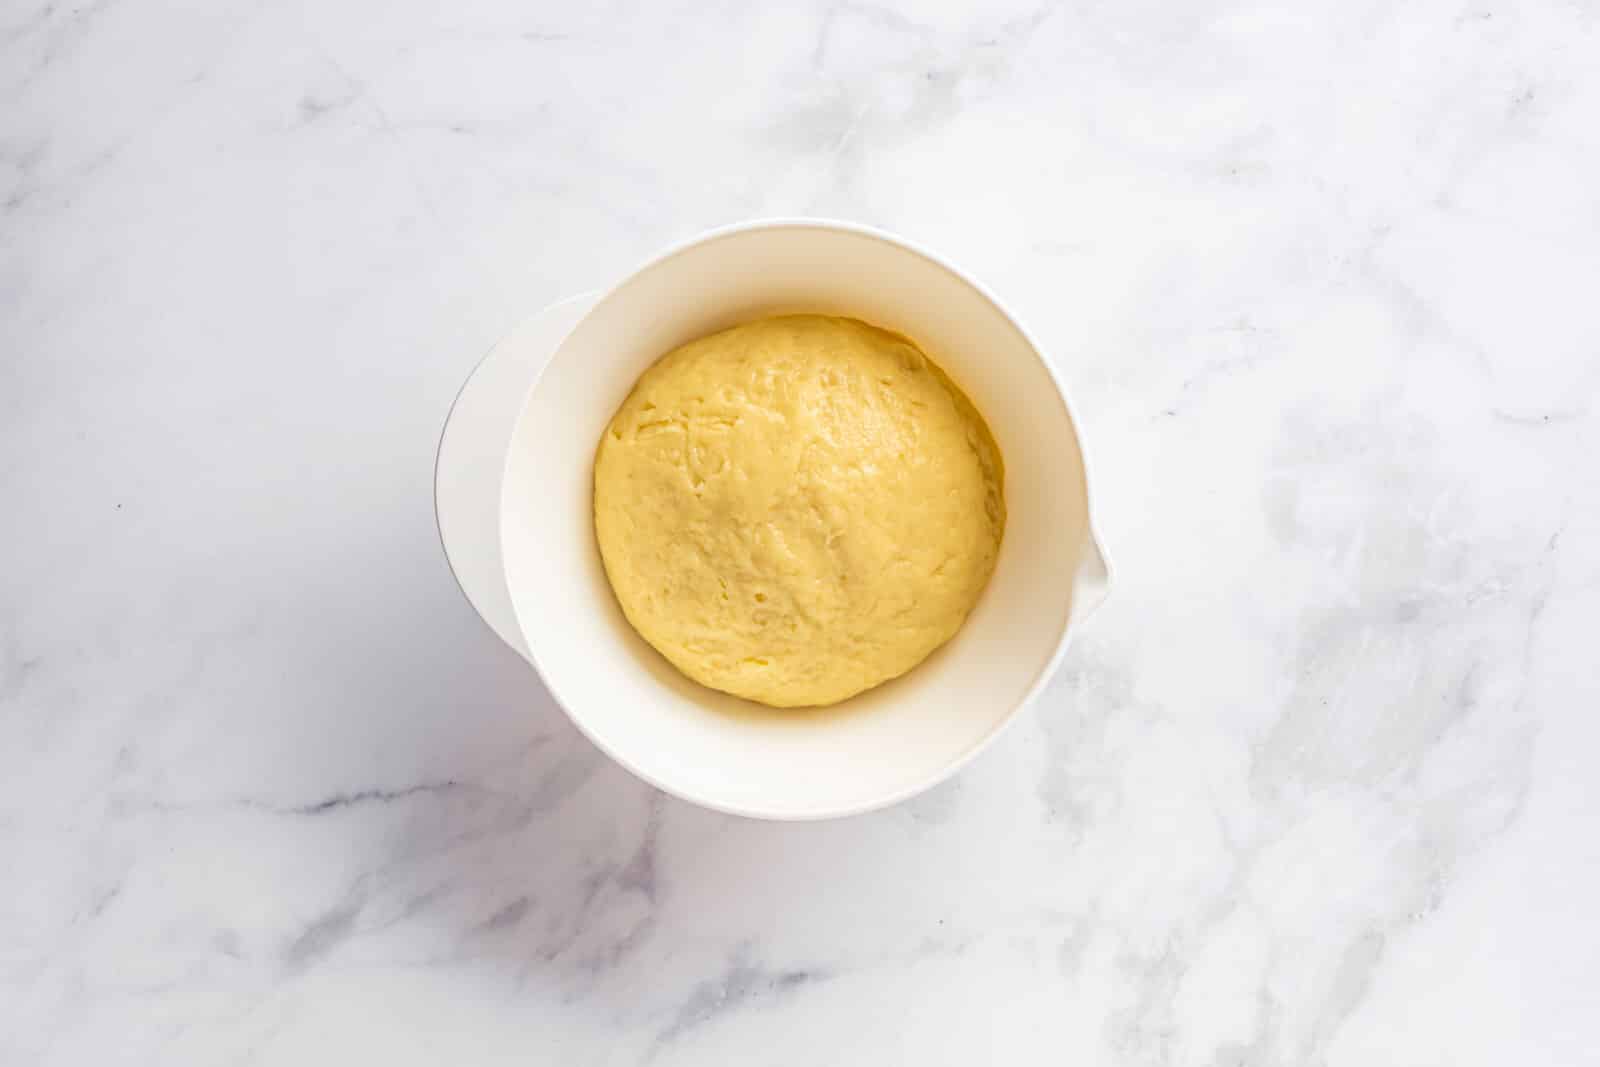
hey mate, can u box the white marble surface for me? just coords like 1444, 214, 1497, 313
4, 0, 1599, 1063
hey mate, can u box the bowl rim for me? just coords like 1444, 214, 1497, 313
499, 216, 1113, 821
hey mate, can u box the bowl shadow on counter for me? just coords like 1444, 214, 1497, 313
366, 592, 971, 1012
394, 729, 958, 1030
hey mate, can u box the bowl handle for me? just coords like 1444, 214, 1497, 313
435, 292, 599, 661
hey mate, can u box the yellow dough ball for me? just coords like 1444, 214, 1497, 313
593, 315, 1004, 708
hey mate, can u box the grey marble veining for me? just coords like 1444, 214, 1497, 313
3, 1, 1598, 1063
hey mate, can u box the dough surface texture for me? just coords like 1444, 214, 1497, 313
593, 314, 1004, 708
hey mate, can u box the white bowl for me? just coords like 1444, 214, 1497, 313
495, 220, 1109, 820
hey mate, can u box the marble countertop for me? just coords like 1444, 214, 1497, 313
5, 1, 1599, 1063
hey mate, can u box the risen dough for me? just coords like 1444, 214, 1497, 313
593, 314, 1004, 708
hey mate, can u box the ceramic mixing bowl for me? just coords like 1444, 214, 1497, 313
440, 219, 1110, 819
